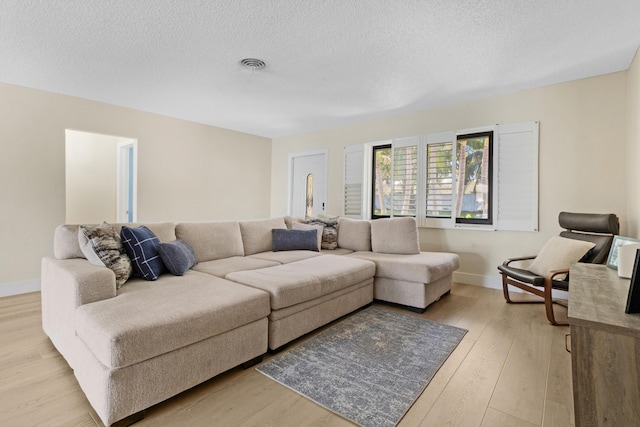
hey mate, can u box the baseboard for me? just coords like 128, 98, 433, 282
0, 279, 41, 298
453, 271, 502, 289
453, 271, 569, 299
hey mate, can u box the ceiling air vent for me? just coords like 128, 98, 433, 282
239, 58, 267, 71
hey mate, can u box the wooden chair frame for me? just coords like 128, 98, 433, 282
501, 256, 569, 326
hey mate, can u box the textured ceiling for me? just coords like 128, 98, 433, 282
1, 1, 640, 138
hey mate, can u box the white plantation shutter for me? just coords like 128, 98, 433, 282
344, 144, 365, 218
423, 132, 456, 227
391, 137, 419, 217
496, 121, 539, 231
425, 142, 453, 217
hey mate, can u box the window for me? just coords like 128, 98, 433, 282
455, 131, 493, 225
391, 143, 418, 217
370, 139, 418, 218
425, 141, 453, 218
344, 121, 538, 231
371, 144, 391, 218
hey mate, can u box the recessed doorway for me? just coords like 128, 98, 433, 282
65, 130, 137, 224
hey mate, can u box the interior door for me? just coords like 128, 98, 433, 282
290, 152, 327, 218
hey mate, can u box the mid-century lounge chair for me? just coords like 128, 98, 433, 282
498, 212, 619, 325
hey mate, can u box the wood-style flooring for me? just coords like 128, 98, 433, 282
0, 283, 574, 426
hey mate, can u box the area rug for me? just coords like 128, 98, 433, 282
257, 306, 467, 427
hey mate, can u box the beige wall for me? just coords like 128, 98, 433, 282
65, 130, 122, 224
271, 72, 628, 286
627, 49, 640, 238
0, 83, 271, 292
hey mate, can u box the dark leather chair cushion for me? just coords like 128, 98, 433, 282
498, 264, 570, 290
498, 265, 545, 286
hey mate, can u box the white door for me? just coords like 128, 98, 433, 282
290, 152, 327, 218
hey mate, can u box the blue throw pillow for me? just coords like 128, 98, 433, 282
272, 229, 319, 252
158, 239, 197, 276
120, 225, 164, 280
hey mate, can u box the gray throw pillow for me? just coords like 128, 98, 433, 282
305, 217, 338, 250
157, 239, 197, 276
272, 229, 319, 252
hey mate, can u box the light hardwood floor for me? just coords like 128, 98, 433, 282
0, 283, 574, 427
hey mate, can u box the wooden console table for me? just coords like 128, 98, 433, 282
568, 263, 640, 426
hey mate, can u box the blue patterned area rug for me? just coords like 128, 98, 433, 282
257, 306, 467, 427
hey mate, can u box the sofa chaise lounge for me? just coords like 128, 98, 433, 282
41, 216, 459, 426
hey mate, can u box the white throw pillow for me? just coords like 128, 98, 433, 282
528, 236, 596, 280
292, 222, 323, 251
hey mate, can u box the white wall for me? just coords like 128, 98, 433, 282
627, 49, 640, 238
271, 72, 629, 287
0, 82, 271, 294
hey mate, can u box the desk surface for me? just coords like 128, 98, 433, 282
568, 263, 640, 338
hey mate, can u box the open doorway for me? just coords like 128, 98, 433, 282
65, 130, 137, 224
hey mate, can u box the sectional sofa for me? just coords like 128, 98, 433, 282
41, 216, 459, 426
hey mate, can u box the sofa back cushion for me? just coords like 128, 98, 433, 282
370, 217, 420, 254
54, 222, 176, 260
337, 218, 372, 251
239, 217, 287, 255
175, 221, 244, 263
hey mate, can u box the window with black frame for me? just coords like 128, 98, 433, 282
371, 144, 391, 218
455, 131, 493, 225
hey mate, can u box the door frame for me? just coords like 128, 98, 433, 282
288, 150, 328, 217
117, 139, 138, 223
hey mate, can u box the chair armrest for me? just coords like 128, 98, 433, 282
546, 268, 569, 281
543, 269, 570, 293
503, 256, 536, 267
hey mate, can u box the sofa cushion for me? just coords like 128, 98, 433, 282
370, 217, 420, 254
175, 221, 244, 263
121, 226, 165, 280
55, 225, 87, 259
226, 255, 375, 310
338, 218, 372, 251
272, 229, 319, 252
239, 218, 287, 255
158, 239, 197, 276
248, 250, 323, 264
284, 215, 305, 229
321, 248, 355, 255
78, 223, 132, 288
192, 256, 280, 277
292, 222, 323, 250
75, 271, 271, 369
305, 217, 339, 250
347, 251, 460, 283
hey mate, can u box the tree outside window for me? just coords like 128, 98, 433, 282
455, 132, 493, 225
372, 144, 391, 217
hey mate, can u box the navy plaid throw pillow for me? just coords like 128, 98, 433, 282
120, 225, 164, 280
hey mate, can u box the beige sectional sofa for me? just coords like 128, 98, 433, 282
41, 216, 458, 426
